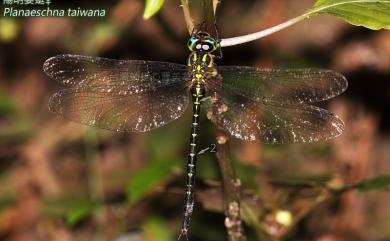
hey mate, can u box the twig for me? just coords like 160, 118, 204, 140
275, 190, 330, 239
220, 14, 307, 47
213, 0, 219, 13
203, 0, 215, 34
215, 128, 245, 241
240, 198, 267, 240
260, 178, 370, 239
180, 0, 194, 34
209, 65, 245, 241
220, 0, 378, 47
202, 0, 245, 240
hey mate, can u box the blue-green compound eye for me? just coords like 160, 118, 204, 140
203, 38, 218, 52
187, 36, 198, 51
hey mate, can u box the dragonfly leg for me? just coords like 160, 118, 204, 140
213, 21, 223, 59
214, 41, 223, 59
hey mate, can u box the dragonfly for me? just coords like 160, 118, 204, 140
43, 30, 347, 240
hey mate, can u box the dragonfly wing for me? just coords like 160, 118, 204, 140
44, 54, 190, 87
216, 66, 348, 104
204, 91, 344, 144
45, 55, 190, 132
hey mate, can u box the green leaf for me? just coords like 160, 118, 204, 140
0, 92, 31, 142
0, 18, 20, 43
66, 201, 99, 226
0, 92, 17, 116
83, 22, 121, 55
0, 194, 14, 210
353, 175, 390, 192
235, 163, 260, 189
143, 216, 173, 241
306, 0, 390, 30
271, 175, 332, 188
143, 0, 164, 19
127, 157, 181, 204
127, 122, 185, 204
42, 198, 98, 227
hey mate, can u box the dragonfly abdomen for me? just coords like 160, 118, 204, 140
180, 71, 207, 236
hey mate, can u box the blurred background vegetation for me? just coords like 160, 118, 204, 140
0, 0, 389, 241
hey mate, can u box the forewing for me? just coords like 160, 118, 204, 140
216, 66, 348, 104
205, 91, 344, 144
43, 54, 190, 88
45, 55, 191, 132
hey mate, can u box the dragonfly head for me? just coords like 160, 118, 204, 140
187, 31, 218, 53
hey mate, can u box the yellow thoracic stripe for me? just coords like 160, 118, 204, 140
202, 54, 207, 62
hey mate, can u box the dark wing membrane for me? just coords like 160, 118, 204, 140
45, 54, 191, 132
204, 90, 344, 144
215, 66, 348, 104
49, 85, 189, 132
43, 54, 190, 88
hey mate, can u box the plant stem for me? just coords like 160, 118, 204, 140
203, 0, 245, 240
276, 190, 330, 239
180, 0, 194, 34
215, 128, 245, 241
220, 14, 307, 47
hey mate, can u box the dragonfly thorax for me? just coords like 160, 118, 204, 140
188, 52, 214, 70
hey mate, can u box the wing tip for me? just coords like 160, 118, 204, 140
43, 56, 57, 77
43, 54, 66, 78
326, 113, 345, 140
43, 54, 81, 78
333, 71, 349, 94
48, 91, 63, 114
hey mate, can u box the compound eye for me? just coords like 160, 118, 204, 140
196, 44, 202, 50
202, 45, 210, 51
187, 37, 197, 51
